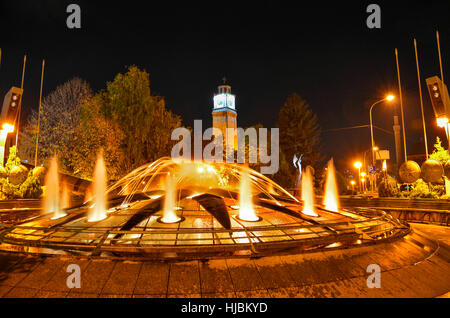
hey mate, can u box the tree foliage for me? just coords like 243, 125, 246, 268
23, 78, 94, 174
23, 78, 125, 181
429, 137, 450, 165
97, 66, 182, 171
274, 93, 322, 187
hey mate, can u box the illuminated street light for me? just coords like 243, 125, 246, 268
370, 95, 395, 166
368, 95, 394, 193
353, 161, 362, 194
437, 117, 448, 128
350, 180, 356, 193
2, 123, 14, 133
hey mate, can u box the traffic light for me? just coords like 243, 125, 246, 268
426, 76, 449, 126
1, 86, 23, 129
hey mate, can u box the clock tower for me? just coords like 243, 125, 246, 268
212, 79, 237, 151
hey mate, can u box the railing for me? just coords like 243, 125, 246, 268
0, 207, 409, 258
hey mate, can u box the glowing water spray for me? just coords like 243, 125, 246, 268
45, 156, 67, 220
160, 172, 181, 223
301, 166, 318, 217
323, 158, 340, 212
88, 153, 107, 222
61, 182, 70, 209
238, 168, 260, 221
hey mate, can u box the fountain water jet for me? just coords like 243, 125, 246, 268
301, 166, 318, 217
45, 156, 67, 220
160, 172, 181, 223
61, 183, 70, 209
323, 158, 340, 212
88, 153, 107, 222
238, 168, 260, 221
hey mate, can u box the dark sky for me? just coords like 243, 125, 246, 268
0, 0, 449, 170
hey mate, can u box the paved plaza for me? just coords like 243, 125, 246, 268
0, 223, 448, 298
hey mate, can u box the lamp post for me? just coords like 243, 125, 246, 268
361, 172, 367, 193
369, 95, 394, 192
369, 95, 395, 166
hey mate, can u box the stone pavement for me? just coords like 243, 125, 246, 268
0, 224, 448, 298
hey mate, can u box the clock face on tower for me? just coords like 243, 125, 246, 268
214, 93, 235, 110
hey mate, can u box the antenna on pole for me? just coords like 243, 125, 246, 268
414, 38, 428, 158
395, 48, 408, 163
16, 54, 27, 148
35, 59, 45, 167
436, 30, 445, 85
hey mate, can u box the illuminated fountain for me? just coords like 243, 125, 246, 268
1, 157, 409, 258
61, 183, 70, 209
301, 166, 318, 217
238, 167, 260, 222
160, 173, 181, 223
45, 156, 67, 220
88, 153, 107, 222
323, 158, 340, 212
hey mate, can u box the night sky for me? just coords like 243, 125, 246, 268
1, 0, 449, 170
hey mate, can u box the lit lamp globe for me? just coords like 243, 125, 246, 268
398, 161, 421, 184
421, 159, 444, 183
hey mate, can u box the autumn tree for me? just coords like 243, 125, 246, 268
97, 66, 182, 171
274, 93, 322, 187
23, 78, 126, 181
24, 78, 93, 174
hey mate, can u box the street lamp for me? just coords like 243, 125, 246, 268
350, 180, 356, 193
360, 172, 367, 192
354, 161, 362, 193
370, 95, 395, 166
368, 95, 394, 193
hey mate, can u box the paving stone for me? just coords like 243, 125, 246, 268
66, 292, 99, 298
348, 271, 421, 298
226, 258, 266, 291
318, 249, 367, 278
132, 294, 166, 298
67, 259, 115, 294
134, 262, 169, 295
16, 256, 65, 289
41, 258, 90, 292
4, 286, 38, 298
252, 256, 297, 289
98, 294, 130, 298
202, 292, 236, 298
167, 293, 201, 298
167, 261, 200, 295
298, 279, 367, 298
199, 259, 234, 294
0, 284, 12, 297
267, 287, 307, 298
101, 261, 142, 295
388, 265, 445, 298
0, 256, 41, 287
279, 254, 334, 286
36, 290, 70, 298
235, 289, 271, 298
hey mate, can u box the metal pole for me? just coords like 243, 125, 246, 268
35, 59, 45, 167
436, 31, 449, 150
395, 48, 408, 162
414, 39, 429, 158
437, 31, 444, 85
15, 54, 27, 148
